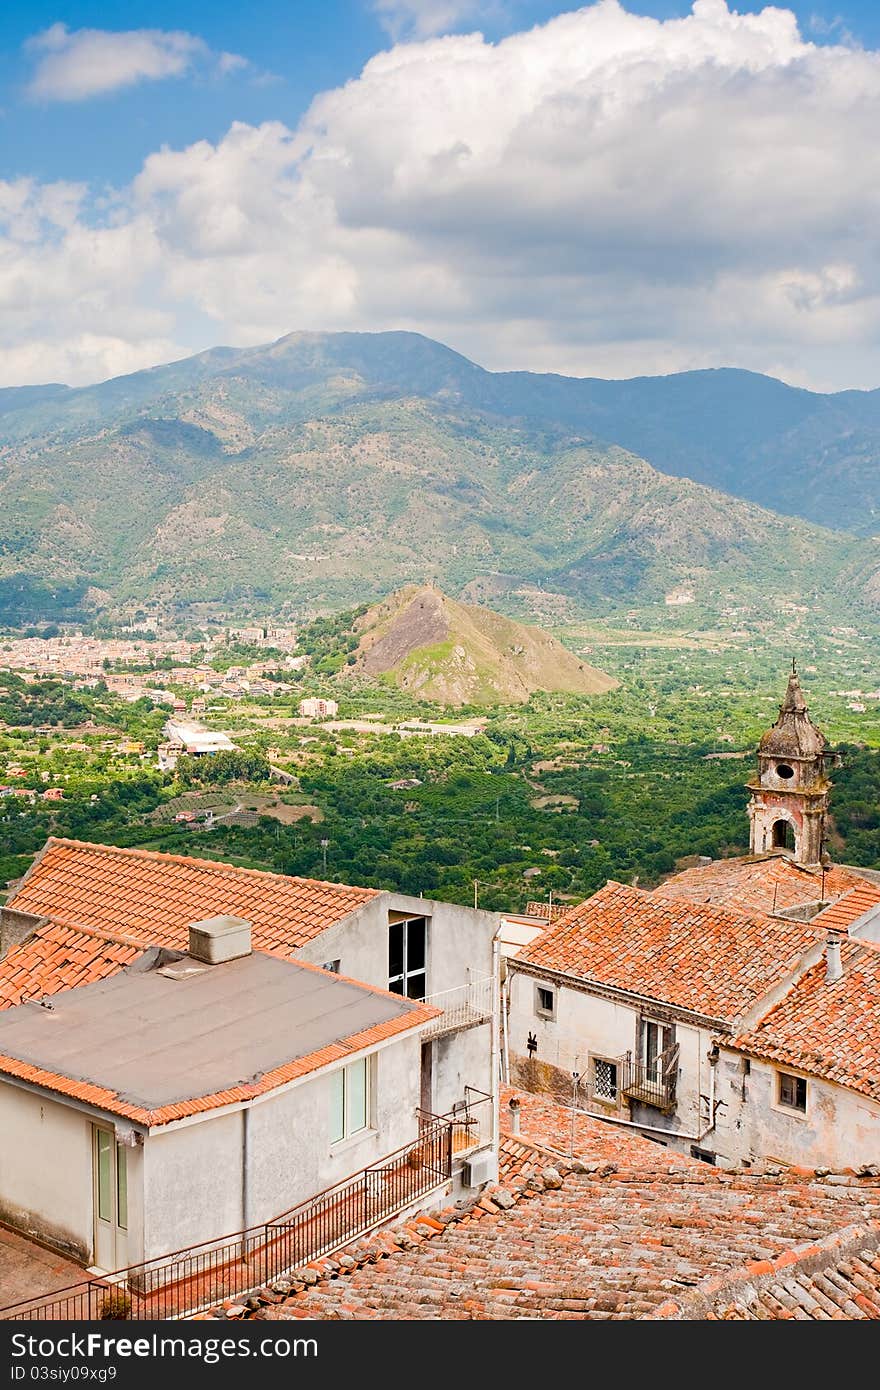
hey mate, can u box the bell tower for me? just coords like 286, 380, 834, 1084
747, 662, 833, 868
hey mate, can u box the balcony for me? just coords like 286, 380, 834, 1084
421, 974, 494, 1040
619, 1043, 680, 1113
419, 1086, 493, 1157
583, 1043, 680, 1116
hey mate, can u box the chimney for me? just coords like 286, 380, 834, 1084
507, 1096, 521, 1135
824, 930, 843, 985
188, 915, 252, 964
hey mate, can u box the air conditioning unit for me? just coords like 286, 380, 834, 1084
462, 1149, 498, 1188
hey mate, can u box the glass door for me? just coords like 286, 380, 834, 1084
92, 1126, 129, 1271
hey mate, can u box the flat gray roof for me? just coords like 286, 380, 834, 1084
0, 949, 420, 1113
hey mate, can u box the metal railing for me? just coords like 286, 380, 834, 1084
0, 1120, 456, 1323
580, 1044, 680, 1115
619, 1043, 680, 1113
421, 975, 493, 1039
419, 1086, 493, 1154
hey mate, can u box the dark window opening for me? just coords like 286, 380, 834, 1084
772, 819, 794, 850
388, 917, 427, 1000
776, 763, 795, 780
535, 984, 555, 1019
778, 1072, 807, 1112
690, 1146, 717, 1165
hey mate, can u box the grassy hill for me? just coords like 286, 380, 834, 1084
348, 585, 617, 705
0, 330, 869, 623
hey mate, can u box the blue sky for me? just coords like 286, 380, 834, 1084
3, 1, 880, 390
3, 1, 880, 183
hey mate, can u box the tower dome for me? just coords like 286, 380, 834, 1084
758, 667, 826, 761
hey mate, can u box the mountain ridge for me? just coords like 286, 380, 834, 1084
0, 329, 874, 624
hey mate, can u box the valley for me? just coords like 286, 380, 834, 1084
3, 602, 879, 912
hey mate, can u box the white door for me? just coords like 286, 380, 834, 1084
93, 1126, 129, 1272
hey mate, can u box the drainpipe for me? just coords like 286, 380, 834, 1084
490, 929, 502, 1162
241, 1107, 250, 1232
500, 958, 511, 1085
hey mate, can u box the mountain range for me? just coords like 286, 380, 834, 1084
1, 330, 878, 623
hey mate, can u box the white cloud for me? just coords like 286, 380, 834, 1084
372, 1, 501, 40
8, 2, 880, 389
25, 23, 244, 102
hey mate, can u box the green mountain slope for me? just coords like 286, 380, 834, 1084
0, 331, 866, 621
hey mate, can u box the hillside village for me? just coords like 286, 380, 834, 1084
0, 665, 879, 1321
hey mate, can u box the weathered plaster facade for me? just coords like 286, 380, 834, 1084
713, 1048, 880, 1171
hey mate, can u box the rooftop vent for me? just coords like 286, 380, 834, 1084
188, 915, 252, 965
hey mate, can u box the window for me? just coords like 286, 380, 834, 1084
388, 917, 427, 999
690, 1146, 716, 1165
775, 763, 794, 780
116, 1146, 128, 1232
592, 1057, 618, 1103
643, 1020, 672, 1080
778, 1071, 807, 1112
534, 984, 556, 1020
330, 1058, 370, 1144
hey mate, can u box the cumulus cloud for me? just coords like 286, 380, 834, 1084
7, 2, 880, 388
25, 23, 243, 101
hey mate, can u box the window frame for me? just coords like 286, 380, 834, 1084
590, 1054, 619, 1107
330, 1056, 373, 1147
534, 982, 557, 1021
776, 1069, 808, 1115
388, 916, 428, 1000
641, 1018, 673, 1080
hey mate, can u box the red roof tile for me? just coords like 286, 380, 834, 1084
516, 880, 819, 1023
812, 881, 880, 934
218, 1090, 880, 1321
7, 837, 379, 955
728, 937, 880, 1101
0, 923, 139, 1010
658, 854, 861, 916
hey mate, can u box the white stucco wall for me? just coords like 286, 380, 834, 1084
298, 893, 496, 998
714, 1049, 880, 1170
507, 969, 714, 1147
0, 1081, 145, 1267
140, 1031, 423, 1262
297, 893, 496, 1113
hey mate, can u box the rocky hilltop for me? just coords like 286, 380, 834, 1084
348, 585, 616, 706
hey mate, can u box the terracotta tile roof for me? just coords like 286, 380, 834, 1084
214, 1090, 880, 1321
651, 1223, 880, 1319
812, 881, 880, 934
728, 937, 880, 1102
0, 954, 439, 1127
658, 854, 861, 916
7, 837, 379, 955
0, 923, 139, 1010
515, 880, 818, 1024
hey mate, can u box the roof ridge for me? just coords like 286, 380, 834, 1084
38, 837, 380, 898
648, 1219, 880, 1320
34, 919, 148, 950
